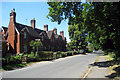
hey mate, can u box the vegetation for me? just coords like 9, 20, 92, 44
2, 50, 84, 70
30, 40, 43, 53
47, 2, 120, 59
105, 54, 120, 79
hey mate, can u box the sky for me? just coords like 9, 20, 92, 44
1, 0, 86, 43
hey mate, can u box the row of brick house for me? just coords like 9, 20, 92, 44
1, 9, 67, 56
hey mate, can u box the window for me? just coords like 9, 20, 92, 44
24, 32, 27, 39
23, 45, 27, 52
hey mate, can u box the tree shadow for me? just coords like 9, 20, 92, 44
106, 66, 120, 79
90, 60, 119, 68
90, 60, 120, 79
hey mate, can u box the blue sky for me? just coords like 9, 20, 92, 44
1, 1, 85, 42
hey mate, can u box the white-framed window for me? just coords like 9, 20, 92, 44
24, 32, 27, 39
23, 45, 27, 52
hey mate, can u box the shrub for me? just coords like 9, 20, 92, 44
38, 51, 53, 60
56, 51, 62, 58
2, 54, 23, 66
86, 49, 93, 53
27, 52, 36, 62
67, 51, 73, 56
108, 52, 116, 58
61, 52, 67, 57
73, 51, 78, 55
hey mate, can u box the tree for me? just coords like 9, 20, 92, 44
30, 40, 43, 53
47, 2, 120, 58
68, 24, 88, 50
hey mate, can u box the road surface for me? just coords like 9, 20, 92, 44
2, 53, 99, 78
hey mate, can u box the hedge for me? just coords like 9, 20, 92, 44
2, 50, 81, 66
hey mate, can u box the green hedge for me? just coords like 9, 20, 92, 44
38, 51, 53, 60
73, 51, 78, 55
86, 49, 93, 53
66, 51, 73, 56
2, 50, 82, 66
2, 54, 23, 66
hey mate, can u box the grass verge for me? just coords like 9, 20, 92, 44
105, 55, 120, 79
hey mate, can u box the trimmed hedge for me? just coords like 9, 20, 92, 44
2, 54, 23, 66
2, 50, 81, 66
66, 51, 73, 56
38, 51, 53, 60
61, 52, 67, 57
73, 51, 78, 55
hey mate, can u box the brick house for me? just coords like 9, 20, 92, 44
1, 9, 67, 54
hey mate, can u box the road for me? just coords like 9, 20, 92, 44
2, 53, 99, 78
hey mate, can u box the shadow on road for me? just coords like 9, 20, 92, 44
90, 60, 120, 79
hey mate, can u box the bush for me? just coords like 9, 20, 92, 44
2, 54, 23, 66
61, 52, 67, 57
87, 49, 93, 53
67, 51, 73, 56
108, 52, 116, 58
38, 51, 53, 60
73, 51, 78, 55
56, 51, 62, 58
27, 52, 36, 62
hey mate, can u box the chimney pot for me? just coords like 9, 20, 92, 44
60, 31, 64, 36
31, 18, 36, 29
44, 25, 48, 31
10, 9, 16, 22
53, 28, 57, 35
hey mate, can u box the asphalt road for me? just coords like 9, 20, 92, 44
2, 53, 99, 78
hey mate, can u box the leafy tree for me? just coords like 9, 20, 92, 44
30, 40, 43, 53
68, 24, 88, 50
47, 2, 120, 59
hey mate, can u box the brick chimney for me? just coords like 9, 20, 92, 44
8, 9, 16, 54
31, 18, 36, 29
44, 25, 48, 31
10, 8, 16, 22
53, 28, 57, 35
60, 31, 64, 36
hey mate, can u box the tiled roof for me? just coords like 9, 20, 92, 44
15, 23, 41, 38
1, 23, 66, 41
0, 33, 7, 42
2, 26, 8, 33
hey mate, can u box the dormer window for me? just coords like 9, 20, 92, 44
24, 32, 27, 39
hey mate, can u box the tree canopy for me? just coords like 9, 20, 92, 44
47, 2, 120, 58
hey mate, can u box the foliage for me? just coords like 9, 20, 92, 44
73, 51, 78, 55
47, 2, 120, 59
68, 24, 88, 50
38, 51, 53, 60
56, 51, 62, 58
87, 49, 93, 53
30, 40, 43, 52
61, 52, 67, 57
66, 51, 73, 56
